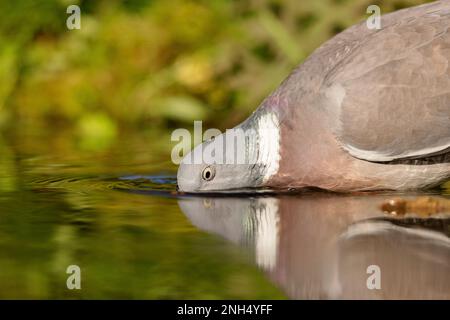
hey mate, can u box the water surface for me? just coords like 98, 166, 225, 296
0, 131, 449, 299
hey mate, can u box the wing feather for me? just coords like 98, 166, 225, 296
327, 8, 450, 162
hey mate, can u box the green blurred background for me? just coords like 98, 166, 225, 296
0, 0, 432, 153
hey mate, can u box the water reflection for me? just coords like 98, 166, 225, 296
178, 193, 450, 299
1, 126, 449, 299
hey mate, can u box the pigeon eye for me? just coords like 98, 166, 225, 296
201, 166, 215, 181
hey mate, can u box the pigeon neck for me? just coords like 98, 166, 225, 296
252, 111, 281, 184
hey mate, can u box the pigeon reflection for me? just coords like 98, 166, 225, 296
178, 193, 450, 299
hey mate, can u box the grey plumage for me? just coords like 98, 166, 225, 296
328, 1, 450, 162
177, 1, 450, 192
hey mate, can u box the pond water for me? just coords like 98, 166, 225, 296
0, 131, 449, 299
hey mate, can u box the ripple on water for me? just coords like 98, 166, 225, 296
28, 174, 178, 196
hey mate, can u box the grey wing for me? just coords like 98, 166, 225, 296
327, 10, 450, 162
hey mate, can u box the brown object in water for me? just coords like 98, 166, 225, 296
381, 196, 450, 217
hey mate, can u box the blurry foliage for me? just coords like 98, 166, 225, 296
0, 0, 433, 139
76, 112, 118, 151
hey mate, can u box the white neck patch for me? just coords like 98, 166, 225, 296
254, 198, 279, 270
255, 112, 281, 183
